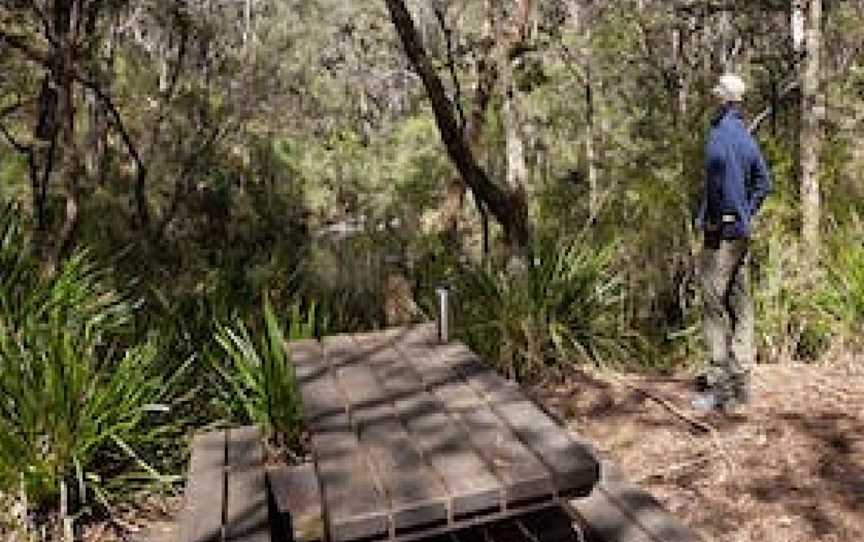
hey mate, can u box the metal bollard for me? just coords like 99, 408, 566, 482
435, 286, 450, 343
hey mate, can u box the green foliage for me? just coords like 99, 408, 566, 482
816, 231, 864, 340
211, 294, 320, 448
752, 228, 836, 362
0, 207, 185, 509
427, 236, 638, 380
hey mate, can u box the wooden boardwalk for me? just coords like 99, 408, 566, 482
152, 327, 701, 542
285, 324, 599, 542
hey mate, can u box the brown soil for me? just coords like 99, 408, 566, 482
530, 361, 864, 542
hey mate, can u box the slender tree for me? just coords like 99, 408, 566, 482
800, 0, 823, 259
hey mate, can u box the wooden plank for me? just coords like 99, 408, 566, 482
393, 340, 554, 506
312, 413, 389, 542
397, 324, 438, 347
569, 487, 655, 542
288, 339, 347, 431
177, 430, 225, 542
354, 334, 502, 519
567, 460, 702, 542
355, 333, 424, 399
353, 499, 558, 542
293, 337, 390, 542
268, 464, 324, 542
225, 426, 270, 542
397, 341, 485, 412
290, 339, 327, 385
390, 392, 502, 518
593, 462, 702, 542
456, 407, 555, 505
431, 342, 598, 497
325, 335, 449, 533
490, 399, 598, 497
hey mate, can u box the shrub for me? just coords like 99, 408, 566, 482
211, 295, 320, 448
429, 236, 638, 380
0, 207, 185, 511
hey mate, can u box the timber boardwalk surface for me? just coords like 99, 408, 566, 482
286, 324, 599, 542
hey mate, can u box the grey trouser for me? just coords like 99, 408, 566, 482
700, 236, 753, 399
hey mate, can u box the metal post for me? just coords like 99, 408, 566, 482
436, 286, 450, 343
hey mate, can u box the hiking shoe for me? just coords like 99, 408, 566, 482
694, 373, 712, 392
691, 391, 724, 412
694, 367, 725, 392
732, 385, 751, 406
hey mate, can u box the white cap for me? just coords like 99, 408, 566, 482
712, 73, 746, 102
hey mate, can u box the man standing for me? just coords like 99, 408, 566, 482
693, 73, 772, 412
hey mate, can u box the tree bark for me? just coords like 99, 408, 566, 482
800, 0, 823, 260
52, 0, 84, 272
583, 20, 598, 221
439, 0, 497, 244
85, 1, 109, 188
791, 1, 805, 53
569, 1, 599, 222
499, 0, 531, 208
384, 0, 530, 249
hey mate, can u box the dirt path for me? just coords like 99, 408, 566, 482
531, 362, 864, 542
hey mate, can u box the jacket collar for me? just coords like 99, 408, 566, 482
711, 104, 742, 127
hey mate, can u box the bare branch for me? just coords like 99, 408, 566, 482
0, 101, 32, 154
1, 28, 150, 226
0, 123, 31, 154
432, 3, 466, 133
749, 79, 800, 134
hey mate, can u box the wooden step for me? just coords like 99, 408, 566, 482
268, 463, 324, 542
569, 461, 702, 542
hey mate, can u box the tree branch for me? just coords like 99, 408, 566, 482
1, 29, 150, 227
0, 122, 31, 154
84, 77, 150, 226
749, 79, 800, 134
432, 3, 466, 133
154, 123, 230, 237
0, 102, 32, 154
384, 0, 529, 247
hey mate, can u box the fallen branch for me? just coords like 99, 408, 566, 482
632, 450, 719, 484
610, 374, 717, 434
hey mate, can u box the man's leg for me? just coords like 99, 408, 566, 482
727, 239, 753, 404
698, 235, 735, 393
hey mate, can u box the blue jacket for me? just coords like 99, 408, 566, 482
697, 106, 772, 239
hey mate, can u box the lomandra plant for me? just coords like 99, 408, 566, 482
212, 295, 319, 448
816, 235, 864, 343
450, 236, 634, 380
0, 207, 185, 512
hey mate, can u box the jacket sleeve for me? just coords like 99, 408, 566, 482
748, 143, 772, 215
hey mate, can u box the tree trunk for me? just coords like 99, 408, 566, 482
384, 0, 530, 249
33, 75, 59, 233
54, 0, 83, 270
718, 9, 732, 71
85, 91, 108, 187
800, 0, 822, 260
499, 10, 528, 213
440, 0, 497, 244
584, 27, 598, 222
569, 1, 599, 222
791, 1, 805, 53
